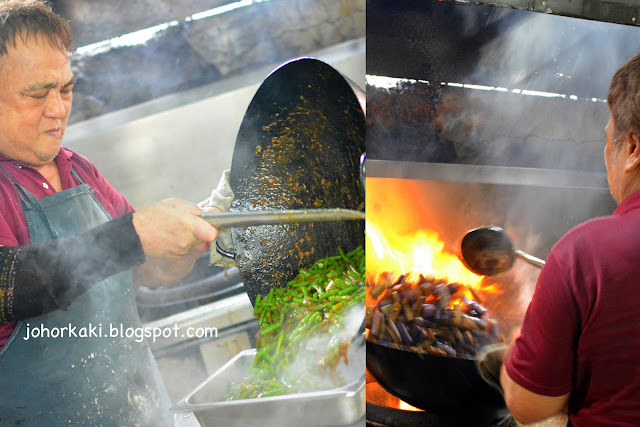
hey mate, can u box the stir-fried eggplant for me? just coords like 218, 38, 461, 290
366, 273, 504, 357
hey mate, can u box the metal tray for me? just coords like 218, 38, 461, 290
171, 348, 365, 427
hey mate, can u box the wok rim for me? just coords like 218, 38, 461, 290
366, 338, 509, 419
365, 336, 478, 361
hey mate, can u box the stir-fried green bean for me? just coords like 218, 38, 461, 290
226, 245, 365, 400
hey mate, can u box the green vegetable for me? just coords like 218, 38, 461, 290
226, 245, 364, 400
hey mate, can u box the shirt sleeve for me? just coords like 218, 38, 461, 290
0, 210, 20, 246
1, 213, 145, 323
505, 249, 578, 396
0, 174, 23, 246
95, 169, 135, 216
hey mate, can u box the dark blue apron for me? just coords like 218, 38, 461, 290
0, 165, 173, 426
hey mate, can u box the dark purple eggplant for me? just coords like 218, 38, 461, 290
436, 341, 457, 357
395, 321, 413, 346
421, 303, 437, 319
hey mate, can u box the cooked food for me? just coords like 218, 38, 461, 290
366, 273, 504, 357
227, 246, 365, 400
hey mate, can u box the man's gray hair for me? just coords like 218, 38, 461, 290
0, 0, 72, 57
608, 52, 640, 145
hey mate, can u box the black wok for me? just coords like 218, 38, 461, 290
229, 57, 365, 306
367, 340, 509, 424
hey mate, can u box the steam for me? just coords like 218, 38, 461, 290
488, 230, 544, 344
470, 13, 639, 96
440, 11, 640, 170
368, 5, 640, 168
279, 304, 365, 389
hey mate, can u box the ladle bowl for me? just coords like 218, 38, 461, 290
460, 226, 545, 276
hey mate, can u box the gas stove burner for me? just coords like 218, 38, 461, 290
365, 402, 515, 427
365, 377, 513, 427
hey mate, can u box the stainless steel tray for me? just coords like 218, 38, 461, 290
171, 348, 365, 427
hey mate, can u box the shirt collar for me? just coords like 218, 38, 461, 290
614, 189, 640, 216
0, 147, 73, 166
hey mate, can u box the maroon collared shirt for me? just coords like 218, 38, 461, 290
0, 147, 134, 347
506, 190, 640, 425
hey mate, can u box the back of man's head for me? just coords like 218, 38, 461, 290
608, 52, 640, 145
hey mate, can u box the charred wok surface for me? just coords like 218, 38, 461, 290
230, 58, 365, 306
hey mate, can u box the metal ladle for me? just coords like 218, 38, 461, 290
460, 226, 545, 276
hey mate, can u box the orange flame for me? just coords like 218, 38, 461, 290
366, 224, 483, 286
398, 400, 423, 412
365, 177, 502, 300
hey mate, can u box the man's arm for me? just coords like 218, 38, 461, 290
131, 198, 216, 287
0, 199, 217, 322
498, 246, 578, 424
501, 360, 569, 424
74, 154, 217, 286
1, 213, 145, 322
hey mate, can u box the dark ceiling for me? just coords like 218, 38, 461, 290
367, 0, 640, 100
365, 0, 640, 171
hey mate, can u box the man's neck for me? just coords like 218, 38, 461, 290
33, 161, 63, 192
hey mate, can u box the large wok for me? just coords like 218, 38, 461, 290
367, 339, 509, 424
229, 58, 365, 306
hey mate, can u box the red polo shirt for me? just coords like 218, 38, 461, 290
0, 147, 134, 347
505, 190, 640, 425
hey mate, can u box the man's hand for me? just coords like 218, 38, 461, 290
131, 199, 218, 286
475, 342, 508, 395
132, 198, 218, 258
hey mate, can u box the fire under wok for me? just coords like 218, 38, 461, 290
367, 340, 508, 423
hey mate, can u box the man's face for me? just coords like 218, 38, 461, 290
0, 35, 74, 167
605, 117, 625, 203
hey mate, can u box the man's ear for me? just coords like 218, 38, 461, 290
624, 130, 640, 172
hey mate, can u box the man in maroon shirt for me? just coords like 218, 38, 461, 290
0, 1, 219, 424
499, 53, 640, 424
0, 7, 218, 351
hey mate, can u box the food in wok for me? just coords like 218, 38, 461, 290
366, 273, 504, 357
227, 246, 364, 400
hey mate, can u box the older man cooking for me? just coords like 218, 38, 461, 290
497, 53, 640, 425
0, 1, 219, 425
